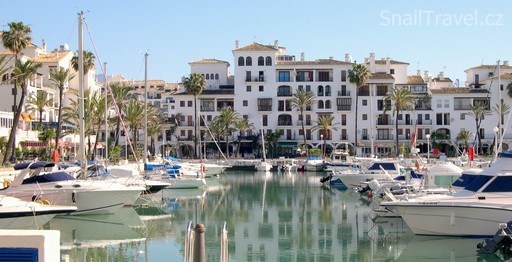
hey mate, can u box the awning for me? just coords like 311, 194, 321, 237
278, 141, 298, 146
20, 112, 31, 121
20, 141, 47, 147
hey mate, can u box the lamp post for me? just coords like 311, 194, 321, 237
493, 126, 499, 158
426, 134, 430, 163
320, 134, 324, 157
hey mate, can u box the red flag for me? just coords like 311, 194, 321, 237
468, 146, 475, 161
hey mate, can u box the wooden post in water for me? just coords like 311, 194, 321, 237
193, 223, 206, 262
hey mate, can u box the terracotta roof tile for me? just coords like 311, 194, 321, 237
433, 77, 452, 83
407, 75, 424, 84
234, 42, 277, 52
189, 59, 230, 65
34, 50, 71, 63
277, 59, 353, 66
369, 72, 394, 79
465, 65, 512, 71
430, 87, 489, 94
371, 59, 409, 65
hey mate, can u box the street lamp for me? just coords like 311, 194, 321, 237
425, 134, 431, 163
320, 134, 324, 157
493, 126, 499, 157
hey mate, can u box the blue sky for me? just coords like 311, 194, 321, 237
2, 0, 511, 84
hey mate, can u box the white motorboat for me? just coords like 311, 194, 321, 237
334, 161, 405, 188
325, 150, 357, 172
3, 162, 144, 215
0, 195, 76, 229
304, 156, 326, 171
255, 160, 272, 172
380, 151, 512, 237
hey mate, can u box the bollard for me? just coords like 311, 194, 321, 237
193, 223, 206, 262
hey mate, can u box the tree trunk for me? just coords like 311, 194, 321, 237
3, 86, 27, 164
236, 136, 241, 158
300, 108, 307, 156
225, 135, 229, 159
114, 116, 121, 147
193, 94, 198, 159
55, 87, 64, 150
395, 109, 400, 156
39, 110, 43, 130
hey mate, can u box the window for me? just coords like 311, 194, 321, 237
246, 56, 252, 66
259, 85, 264, 92
501, 84, 504, 91
306, 85, 311, 92
318, 100, 324, 109
245, 71, 252, 81
243, 100, 248, 106
362, 99, 367, 106
206, 74, 209, 80
298, 85, 303, 91
263, 115, 268, 126
318, 85, 324, 96
390, 69, 395, 74
436, 100, 442, 108
341, 115, 347, 126
265, 56, 272, 66
277, 85, 291, 96
238, 56, 244, 66
246, 86, 251, 92
258, 56, 264, 66
460, 113, 465, 120
215, 74, 219, 80
180, 101, 185, 107
210, 74, 214, 79
188, 101, 193, 107
341, 70, 347, 82
325, 100, 331, 109
362, 114, 368, 120
444, 99, 449, 108
278, 71, 290, 82
258, 98, 272, 111
325, 85, 331, 96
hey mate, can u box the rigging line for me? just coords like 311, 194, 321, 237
83, 19, 141, 168
200, 114, 228, 161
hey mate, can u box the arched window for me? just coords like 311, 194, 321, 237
246, 57, 252, 66
325, 85, 331, 96
238, 56, 245, 66
210, 74, 214, 79
205, 74, 210, 80
318, 100, 324, 109
265, 56, 272, 66
215, 74, 219, 80
258, 56, 264, 66
325, 100, 331, 109
318, 85, 324, 96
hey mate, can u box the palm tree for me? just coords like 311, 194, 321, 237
312, 115, 338, 157
491, 100, 510, 153
265, 130, 281, 158
2, 21, 33, 165
466, 103, 491, 154
2, 59, 42, 164
214, 107, 239, 158
123, 99, 145, 158
207, 117, 226, 158
0, 55, 12, 82
291, 89, 315, 155
183, 73, 206, 158
49, 66, 75, 148
233, 117, 253, 158
383, 87, 415, 156
26, 90, 53, 130
38, 128, 55, 160
109, 83, 133, 146
71, 50, 95, 74
348, 63, 370, 155
507, 82, 512, 98
147, 114, 166, 157
456, 130, 471, 152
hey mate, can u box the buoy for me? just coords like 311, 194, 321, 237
3, 180, 11, 188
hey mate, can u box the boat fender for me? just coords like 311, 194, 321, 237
2, 179, 11, 188
72, 190, 77, 203
36, 199, 51, 205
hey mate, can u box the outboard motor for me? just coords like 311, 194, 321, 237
368, 179, 381, 191
477, 221, 512, 254
320, 173, 333, 183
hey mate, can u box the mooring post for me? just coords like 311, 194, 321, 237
193, 223, 206, 262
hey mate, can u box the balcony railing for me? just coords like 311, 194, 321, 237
245, 76, 265, 82
337, 90, 351, 97
200, 106, 215, 112
180, 121, 194, 126
277, 121, 293, 126
376, 119, 394, 125
416, 119, 432, 125
397, 120, 413, 125
377, 135, 393, 140
337, 105, 351, 111
258, 106, 272, 111
277, 91, 292, 97
454, 105, 472, 110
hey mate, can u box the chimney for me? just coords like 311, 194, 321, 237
417, 69, 421, 76
504, 60, 509, 66
42, 39, 46, 53
274, 40, 279, 49
235, 40, 239, 49
424, 70, 429, 78
344, 53, 351, 63
300, 52, 305, 62
53, 49, 58, 57
370, 52, 375, 58
59, 45, 65, 51
438, 71, 444, 79
329, 56, 333, 60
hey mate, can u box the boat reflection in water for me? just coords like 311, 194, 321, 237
45, 208, 146, 261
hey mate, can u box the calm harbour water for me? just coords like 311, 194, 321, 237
44, 170, 505, 261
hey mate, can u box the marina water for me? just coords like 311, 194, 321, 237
45, 170, 503, 261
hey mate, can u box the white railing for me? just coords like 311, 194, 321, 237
220, 221, 228, 262
184, 221, 194, 262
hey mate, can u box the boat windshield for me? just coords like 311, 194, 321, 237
482, 176, 512, 192
368, 162, 396, 171
452, 173, 478, 188
464, 175, 493, 192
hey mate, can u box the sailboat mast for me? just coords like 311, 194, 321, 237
369, 83, 375, 157
78, 12, 86, 171
144, 53, 148, 164
498, 60, 502, 153
104, 62, 109, 167
261, 119, 267, 162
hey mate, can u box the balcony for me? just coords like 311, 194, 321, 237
376, 119, 394, 126
416, 119, 432, 125
415, 105, 431, 110
277, 91, 292, 97
454, 105, 472, 110
317, 77, 333, 82
200, 106, 215, 112
396, 120, 413, 125
179, 121, 194, 126
338, 90, 351, 97
258, 106, 272, 111
377, 135, 393, 140
277, 121, 293, 126
361, 135, 369, 140
245, 76, 265, 82
337, 105, 351, 111
340, 135, 348, 140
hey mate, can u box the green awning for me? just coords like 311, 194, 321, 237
278, 141, 298, 146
